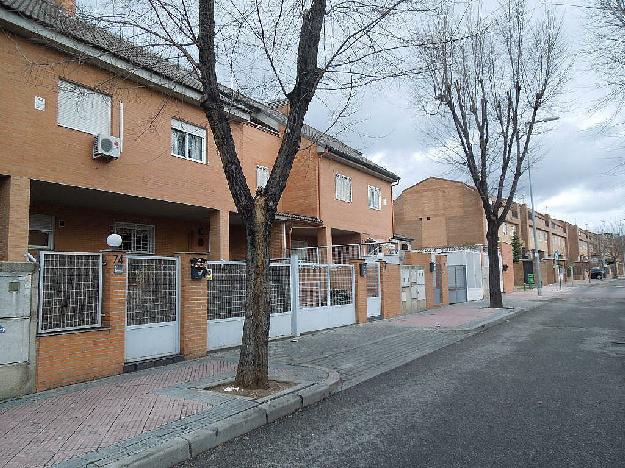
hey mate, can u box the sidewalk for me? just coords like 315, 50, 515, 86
0, 284, 580, 468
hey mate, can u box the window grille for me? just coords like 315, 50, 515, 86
335, 174, 352, 202
113, 222, 155, 254
207, 263, 291, 320
29, 214, 54, 250
330, 265, 353, 305
256, 165, 270, 189
299, 264, 353, 308
332, 244, 361, 264
57, 80, 111, 135
299, 265, 329, 308
126, 257, 178, 326
39, 252, 102, 333
171, 118, 206, 163
368, 185, 381, 210
366, 263, 380, 298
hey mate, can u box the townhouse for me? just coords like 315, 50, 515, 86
393, 177, 601, 286
0, 0, 399, 395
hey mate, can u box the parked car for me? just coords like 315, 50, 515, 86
590, 267, 606, 280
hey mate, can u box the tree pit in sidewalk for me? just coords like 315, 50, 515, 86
207, 380, 295, 399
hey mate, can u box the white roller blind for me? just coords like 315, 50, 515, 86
257, 165, 270, 189
58, 80, 111, 135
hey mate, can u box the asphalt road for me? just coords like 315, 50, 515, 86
179, 280, 625, 468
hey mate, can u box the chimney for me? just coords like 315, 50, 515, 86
55, 0, 76, 16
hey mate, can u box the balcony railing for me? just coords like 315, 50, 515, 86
286, 242, 396, 264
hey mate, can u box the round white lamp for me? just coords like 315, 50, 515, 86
106, 233, 123, 249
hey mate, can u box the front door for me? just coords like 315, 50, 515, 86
448, 265, 468, 304
125, 256, 180, 362
366, 262, 381, 318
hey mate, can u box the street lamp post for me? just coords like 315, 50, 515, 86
527, 160, 543, 295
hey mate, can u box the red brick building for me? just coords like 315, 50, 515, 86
0, 0, 399, 392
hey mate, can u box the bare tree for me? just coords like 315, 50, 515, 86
417, 0, 566, 307
79, 0, 423, 388
590, 2, 625, 107
588, 1, 625, 170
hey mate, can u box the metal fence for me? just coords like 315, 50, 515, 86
289, 243, 395, 265
39, 252, 102, 333
126, 256, 178, 326
299, 264, 354, 308
207, 262, 292, 320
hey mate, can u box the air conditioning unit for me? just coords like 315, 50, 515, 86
93, 134, 121, 160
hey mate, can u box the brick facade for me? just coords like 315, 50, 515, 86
500, 242, 514, 293
177, 253, 209, 360
0, 176, 30, 262
350, 259, 368, 323
380, 262, 401, 319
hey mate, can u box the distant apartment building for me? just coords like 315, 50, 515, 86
394, 177, 601, 283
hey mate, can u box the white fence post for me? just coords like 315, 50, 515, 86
290, 253, 300, 337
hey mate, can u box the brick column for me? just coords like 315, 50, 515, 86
437, 254, 449, 305
177, 253, 208, 359
0, 176, 30, 262
317, 226, 333, 263
209, 210, 229, 261
380, 261, 401, 319
349, 259, 367, 323
269, 221, 287, 259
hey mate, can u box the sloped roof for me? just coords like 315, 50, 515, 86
0, 0, 399, 182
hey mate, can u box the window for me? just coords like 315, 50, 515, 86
57, 80, 111, 135
113, 222, 155, 254
171, 119, 207, 163
256, 165, 270, 189
335, 174, 352, 202
368, 185, 381, 210
29, 214, 54, 250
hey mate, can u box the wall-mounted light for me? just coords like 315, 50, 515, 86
107, 233, 123, 248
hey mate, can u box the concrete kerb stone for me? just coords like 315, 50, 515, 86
97, 437, 190, 468
213, 406, 267, 445
260, 393, 302, 423
180, 429, 217, 459
298, 383, 331, 407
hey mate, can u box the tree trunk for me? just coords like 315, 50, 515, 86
486, 222, 504, 308
235, 198, 273, 389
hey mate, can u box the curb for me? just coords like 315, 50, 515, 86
97, 369, 341, 468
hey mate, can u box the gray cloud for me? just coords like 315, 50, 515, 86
305, 0, 625, 232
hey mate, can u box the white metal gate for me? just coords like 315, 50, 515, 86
366, 262, 381, 318
125, 256, 180, 362
206, 262, 292, 350
298, 264, 355, 333
401, 265, 426, 314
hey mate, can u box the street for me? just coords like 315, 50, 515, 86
179, 280, 625, 468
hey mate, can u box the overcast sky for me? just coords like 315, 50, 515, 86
303, 1, 625, 232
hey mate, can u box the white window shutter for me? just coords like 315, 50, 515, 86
58, 80, 111, 135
